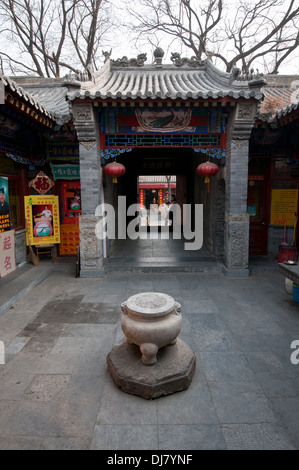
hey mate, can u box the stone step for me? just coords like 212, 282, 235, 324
104, 261, 224, 273
0, 263, 53, 316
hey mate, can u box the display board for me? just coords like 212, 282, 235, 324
59, 224, 79, 255
24, 195, 60, 246
270, 189, 298, 225
62, 181, 81, 224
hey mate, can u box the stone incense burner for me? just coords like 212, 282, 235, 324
120, 292, 182, 365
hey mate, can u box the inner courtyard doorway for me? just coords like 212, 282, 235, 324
103, 146, 221, 268
138, 174, 176, 228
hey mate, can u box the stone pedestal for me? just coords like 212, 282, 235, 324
107, 338, 196, 399
106, 291, 196, 399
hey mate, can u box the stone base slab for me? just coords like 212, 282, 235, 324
79, 270, 105, 278
106, 338, 196, 400
223, 267, 249, 277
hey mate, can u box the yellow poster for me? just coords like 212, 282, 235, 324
24, 195, 60, 246
270, 189, 298, 225
59, 224, 79, 255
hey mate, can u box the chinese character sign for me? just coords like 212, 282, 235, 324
0, 229, 15, 277
24, 195, 60, 246
47, 143, 79, 160
50, 163, 80, 181
0, 176, 11, 232
29, 171, 54, 195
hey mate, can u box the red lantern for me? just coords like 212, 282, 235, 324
196, 161, 219, 192
103, 161, 126, 183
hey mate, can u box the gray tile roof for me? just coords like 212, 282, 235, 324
0, 74, 54, 119
21, 85, 71, 125
276, 100, 299, 120
68, 59, 264, 102
258, 74, 299, 123
1, 75, 73, 125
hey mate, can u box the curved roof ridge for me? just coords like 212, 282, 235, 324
67, 58, 264, 101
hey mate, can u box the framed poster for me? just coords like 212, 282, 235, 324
62, 181, 81, 224
270, 189, 298, 225
24, 195, 60, 246
0, 176, 11, 233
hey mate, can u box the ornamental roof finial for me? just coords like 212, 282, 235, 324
153, 47, 164, 67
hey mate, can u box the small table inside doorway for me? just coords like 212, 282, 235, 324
35, 244, 55, 263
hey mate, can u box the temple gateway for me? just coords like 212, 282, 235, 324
69, 49, 264, 276
1, 49, 298, 277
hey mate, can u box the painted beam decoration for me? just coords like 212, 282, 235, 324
135, 108, 192, 132
0, 114, 19, 137
24, 195, 60, 246
99, 107, 227, 135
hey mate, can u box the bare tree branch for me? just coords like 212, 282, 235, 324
0, 0, 298, 76
123, 0, 299, 73
0, 0, 111, 77
224, 0, 299, 72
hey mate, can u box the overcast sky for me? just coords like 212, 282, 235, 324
108, 0, 299, 75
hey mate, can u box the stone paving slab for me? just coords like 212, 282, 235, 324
0, 262, 299, 451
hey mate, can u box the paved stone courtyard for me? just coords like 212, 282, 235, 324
0, 263, 299, 450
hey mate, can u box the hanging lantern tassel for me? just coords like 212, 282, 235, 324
103, 161, 126, 183
196, 161, 219, 193
204, 175, 211, 192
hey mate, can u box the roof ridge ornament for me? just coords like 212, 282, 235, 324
171, 52, 204, 67
231, 66, 264, 82
153, 47, 164, 67
111, 53, 147, 67
102, 49, 112, 63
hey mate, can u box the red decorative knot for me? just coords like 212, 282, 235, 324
103, 162, 126, 179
